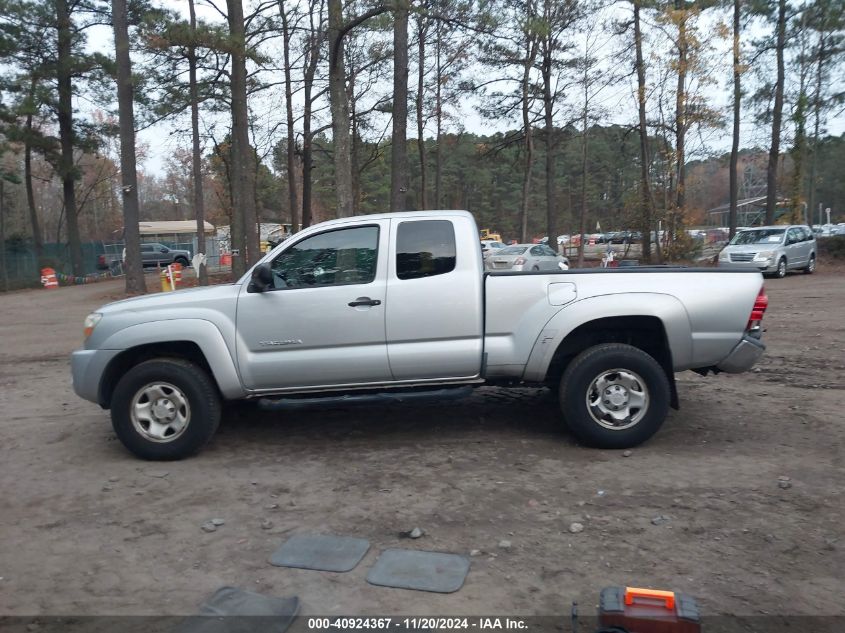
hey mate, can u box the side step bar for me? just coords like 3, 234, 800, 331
258, 386, 474, 411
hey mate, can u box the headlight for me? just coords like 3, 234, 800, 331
83, 313, 102, 339
718, 250, 730, 261
753, 250, 775, 262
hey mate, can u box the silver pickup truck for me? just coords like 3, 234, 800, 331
72, 211, 768, 460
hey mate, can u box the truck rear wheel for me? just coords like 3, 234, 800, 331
110, 358, 220, 460
559, 343, 670, 449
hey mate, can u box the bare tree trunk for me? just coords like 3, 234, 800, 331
188, 0, 207, 285
674, 0, 687, 234
789, 12, 809, 225
634, 0, 652, 263
577, 97, 588, 268
416, 15, 428, 210
728, 0, 740, 239
56, 0, 83, 276
434, 21, 443, 208
520, 49, 536, 244
349, 59, 361, 210
390, 2, 409, 212
542, 58, 556, 247
301, 78, 314, 228
765, 0, 786, 224
301, 4, 321, 229
301, 96, 314, 229
279, 0, 299, 231
807, 30, 825, 228
327, 0, 354, 217
112, 0, 146, 294
24, 111, 43, 258
227, 0, 258, 274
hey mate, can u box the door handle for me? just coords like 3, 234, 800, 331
348, 297, 381, 307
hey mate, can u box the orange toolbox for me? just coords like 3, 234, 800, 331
598, 586, 701, 633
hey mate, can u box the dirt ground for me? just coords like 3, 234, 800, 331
0, 267, 843, 620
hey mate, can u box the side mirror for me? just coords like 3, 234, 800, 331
248, 262, 273, 293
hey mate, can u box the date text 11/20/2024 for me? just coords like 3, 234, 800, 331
307, 618, 529, 630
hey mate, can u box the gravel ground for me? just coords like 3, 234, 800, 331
0, 269, 842, 618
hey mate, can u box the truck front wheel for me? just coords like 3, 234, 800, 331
559, 343, 670, 449
110, 358, 221, 460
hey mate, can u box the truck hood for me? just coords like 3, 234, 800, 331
98, 283, 242, 315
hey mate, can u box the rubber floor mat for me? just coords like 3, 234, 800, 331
366, 549, 470, 593
174, 586, 299, 633
269, 534, 370, 572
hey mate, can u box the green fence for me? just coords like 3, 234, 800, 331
1, 242, 110, 291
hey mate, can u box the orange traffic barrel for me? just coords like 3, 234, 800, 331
160, 267, 172, 292
170, 263, 182, 286
40, 268, 59, 289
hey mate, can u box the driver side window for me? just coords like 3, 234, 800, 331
270, 226, 379, 290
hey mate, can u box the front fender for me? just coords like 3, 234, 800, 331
522, 293, 693, 382
99, 319, 245, 399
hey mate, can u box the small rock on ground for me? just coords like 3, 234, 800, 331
211, 518, 225, 526
623, 450, 633, 457
498, 539, 512, 550
470, 549, 482, 556
260, 519, 273, 530
409, 527, 424, 539
201, 522, 217, 533
651, 515, 671, 526
569, 522, 584, 534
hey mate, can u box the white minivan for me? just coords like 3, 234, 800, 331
718, 225, 816, 278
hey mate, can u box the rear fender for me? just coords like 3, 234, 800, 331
523, 293, 693, 383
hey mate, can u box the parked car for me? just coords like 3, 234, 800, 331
72, 210, 767, 460
486, 243, 569, 271
718, 225, 816, 278
140, 243, 192, 268
481, 240, 506, 254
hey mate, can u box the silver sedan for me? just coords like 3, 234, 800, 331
486, 244, 569, 271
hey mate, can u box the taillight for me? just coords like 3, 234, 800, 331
514, 257, 527, 266
98, 255, 105, 265
747, 286, 768, 331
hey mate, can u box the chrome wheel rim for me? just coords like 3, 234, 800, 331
778, 260, 786, 277
130, 382, 191, 443
586, 368, 649, 430
808, 257, 815, 272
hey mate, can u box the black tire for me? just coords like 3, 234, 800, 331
110, 358, 221, 460
803, 254, 816, 274
174, 256, 190, 267
532, 265, 540, 271
559, 343, 670, 449
775, 257, 787, 278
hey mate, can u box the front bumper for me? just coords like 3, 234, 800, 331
71, 349, 120, 406
716, 334, 766, 373
718, 259, 776, 272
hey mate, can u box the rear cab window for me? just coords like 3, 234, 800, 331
396, 220, 456, 280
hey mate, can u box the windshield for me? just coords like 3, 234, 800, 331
498, 246, 528, 255
730, 229, 785, 245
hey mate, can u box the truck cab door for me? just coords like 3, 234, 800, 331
385, 216, 484, 381
235, 221, 392, 391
